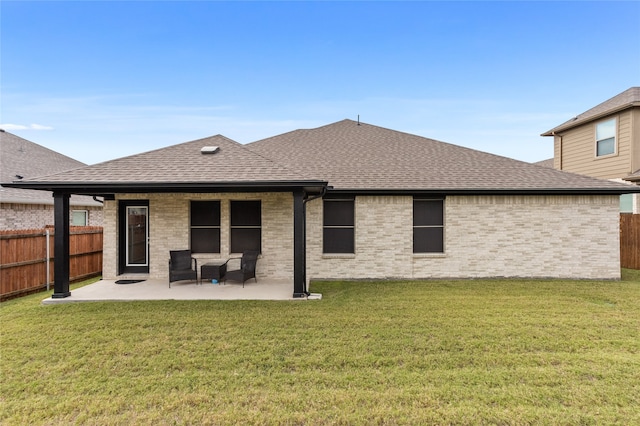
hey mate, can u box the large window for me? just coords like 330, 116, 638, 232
230, 200, 261, 253
596, 118, 616, 157
190, 201, 220, 253
323, 198, 355, 254
413, 199, 444, 253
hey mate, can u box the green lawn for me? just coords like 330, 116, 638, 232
2, 271, 640, 425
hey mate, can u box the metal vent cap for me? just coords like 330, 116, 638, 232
201, 146, 220, 154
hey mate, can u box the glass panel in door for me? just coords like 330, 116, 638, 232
126, 206, 148, 266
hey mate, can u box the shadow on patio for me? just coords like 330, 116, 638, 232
42, 278, 321, 304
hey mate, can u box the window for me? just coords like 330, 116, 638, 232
413, 199, 444, 253
230, 200, 261, 253
190, 201, 220, 253
620, 194, 633, 213
71, 210, 88, 226
323, 198, 355, 254
596, 118, 616, 157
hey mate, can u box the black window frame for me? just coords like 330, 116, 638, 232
323, 198, 355, 254
190, 200, 221, 254
230, 200, 262, 254
413, 198, 444, 254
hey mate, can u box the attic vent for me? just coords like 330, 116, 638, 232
201, 146, 220, 155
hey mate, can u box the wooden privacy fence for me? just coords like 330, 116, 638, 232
0, 226, 103, 300
621, 214, 640, 270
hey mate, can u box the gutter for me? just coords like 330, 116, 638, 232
323, 187, 640, 196
0, 196, 104, 206
1, 180, 329, 195
541, 102, 640, 136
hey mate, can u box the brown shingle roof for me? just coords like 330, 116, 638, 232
0, 130, 101, 206
533, 158, 555, 169
4, 120, 637, 195
542, 87, 640, 136
17, 134, 314, 185
247, 119, 632, 192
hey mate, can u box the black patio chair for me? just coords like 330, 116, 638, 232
169, 250, 198, 288
223, 250, 259, 287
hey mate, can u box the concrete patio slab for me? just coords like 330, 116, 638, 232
41, 278, 320, 304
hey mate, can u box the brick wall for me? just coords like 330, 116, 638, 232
103, 200, 118, 279
0, 203, 104, 230
102, 192, 293, 280
306, 194, 621, 281
102, 193, 621, 282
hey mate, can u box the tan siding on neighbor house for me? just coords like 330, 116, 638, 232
632, 108, 640, 174
560, 111, 634, 179
553, 135, 561, 169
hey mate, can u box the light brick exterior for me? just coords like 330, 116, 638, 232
103, 193, 621, 282
306, 194, 621, 281
103, 192, 294, 280
0, 203, 104, 230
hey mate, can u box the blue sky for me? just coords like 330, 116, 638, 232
2, 1, 639, 165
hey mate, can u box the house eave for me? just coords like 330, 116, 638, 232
1, 180, 329, 196
0, 197, 102, 207
325, 187, 640, 196
541, 102, 640, 137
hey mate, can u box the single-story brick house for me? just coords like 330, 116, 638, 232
0, 130, 103, 229
3, 119, 638, 298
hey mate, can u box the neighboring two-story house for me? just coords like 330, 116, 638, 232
541, 87, 640, 213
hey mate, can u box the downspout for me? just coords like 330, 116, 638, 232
93, 196, 104, 204
301, 186, 327, 295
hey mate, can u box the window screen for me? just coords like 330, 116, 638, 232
230, 200, 261, 253
413, 199, 444, 253
323, 199, 355, 253
190, 201, 221, 253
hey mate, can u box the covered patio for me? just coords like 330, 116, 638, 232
3, 135, 329, 301
42, 278, 322, 304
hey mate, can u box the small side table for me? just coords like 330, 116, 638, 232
201, 261, 227, 284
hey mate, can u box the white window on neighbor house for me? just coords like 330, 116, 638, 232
621, 194, 640, 214
71, 210, 88, 226
595, 118, 616, 157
